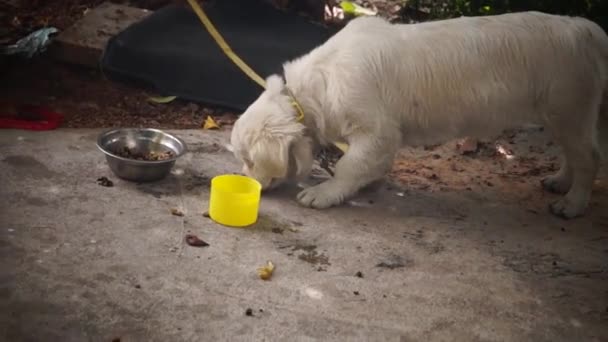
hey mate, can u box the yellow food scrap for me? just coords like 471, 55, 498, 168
203, 116, 220, 130
257, 260, 275, 280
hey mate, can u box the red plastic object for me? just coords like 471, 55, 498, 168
0, 105, 64, 131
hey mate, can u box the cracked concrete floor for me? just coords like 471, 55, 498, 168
0, 128, 607, 342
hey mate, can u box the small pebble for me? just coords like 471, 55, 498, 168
170, 208, 184, 217
135, 284, 141, 289
355, 271, 363, 278
245, 308, 253, 316
353, 291, 360, 296
203, 211, 210, 218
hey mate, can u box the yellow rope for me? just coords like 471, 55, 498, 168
186, 0, 348, 153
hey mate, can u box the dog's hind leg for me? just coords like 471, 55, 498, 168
547, 104, 602, 219
297, 131, 400, 209
542, 158, 573, 194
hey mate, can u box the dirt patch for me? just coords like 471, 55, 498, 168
293, 245, 330, 266
248, 215, 298, 234
277, 242, 330, 266
376, 254, 409, 270
499, 251, 604, 278
403, 229, 445, 255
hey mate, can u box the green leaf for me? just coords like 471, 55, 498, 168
339, 1, 377, 16
148, 95, 177, 104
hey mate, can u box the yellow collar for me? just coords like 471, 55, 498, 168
285, 86, 305, 122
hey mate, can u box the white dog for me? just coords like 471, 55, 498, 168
229, 11, 608, 219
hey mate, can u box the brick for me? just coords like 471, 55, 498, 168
49, 2, 151, 67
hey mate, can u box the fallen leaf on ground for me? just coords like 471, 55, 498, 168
185, 234, 209, 247
148, 95, 177, 104
257, 260, 275, 280
340, 1, 377, 16
203, 116, 220, 130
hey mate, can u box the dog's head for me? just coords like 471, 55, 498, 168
229, 75, 314, 190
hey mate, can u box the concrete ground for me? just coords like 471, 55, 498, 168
0, 128, 607, 342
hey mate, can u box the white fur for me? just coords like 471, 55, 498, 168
230, 11, 608, 219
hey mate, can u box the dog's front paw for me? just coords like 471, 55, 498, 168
541, 174, 571, 194
297, 182, 345, 209
549, 197, 585, 219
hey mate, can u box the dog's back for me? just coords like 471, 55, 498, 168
312, 12, 608, 146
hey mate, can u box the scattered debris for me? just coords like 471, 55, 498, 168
1, 27, 58, 58
456, 137, 479, 155
245, 308, 253, 316
355, 271, 364, 278
97, 176, 113, 187
134, 284, 141, 289
185, 234, 209, 247
257, 260, 275, 280
170, 208, 184, 217
203, 116, 220, 130
202, 211, 210, 218
353, 291, 360, 295
114, 146, 175, 161
271, 227, 284, 234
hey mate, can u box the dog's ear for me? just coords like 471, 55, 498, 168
291, 136, 314, 180
265, 74, 285, 95
250, 134, 293, 179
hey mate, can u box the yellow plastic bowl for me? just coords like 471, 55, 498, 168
208, 174, 262, 227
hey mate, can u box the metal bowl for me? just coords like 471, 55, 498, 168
96, 128, 187, 182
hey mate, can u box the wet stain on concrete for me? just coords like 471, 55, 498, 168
2, 155, 60, 179
25, 196, 49, 207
